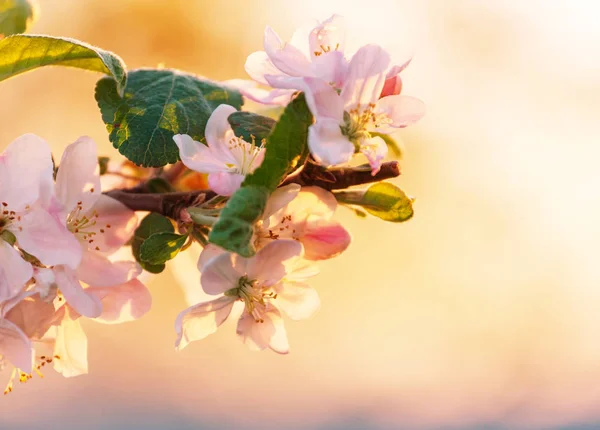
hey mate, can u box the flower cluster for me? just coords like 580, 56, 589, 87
0, 135, 150, 393
0, 13, 423, 392
240, 14, 425, 174
172, 14, 422, 353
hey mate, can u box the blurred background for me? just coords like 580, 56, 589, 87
2, 0, 600, 429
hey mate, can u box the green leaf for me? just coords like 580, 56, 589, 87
228, 111, 275, 143
0, 0, 34, 36
243, 93, 312, 191
0, 34, 127, 95
371, 131, 403, 159
139, 232, 187, 265
208, 94, 313, 256
208, 185, 270, 257
95, 68, 243, 168
335, 182, 414, 223
97, 156, 110, 175
145, 177, 174, 193
132, 213, 175, 273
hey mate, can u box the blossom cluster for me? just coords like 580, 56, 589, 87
0, 14, 423, 392
0, 135, 150, 393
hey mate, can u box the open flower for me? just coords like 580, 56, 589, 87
254, 184, 351, 260
44, 137, 141, 318
1, 278, 151, 392
0, 134, 81, 302
173, 105, 265, 196
302, 44, 425, 174
175, 240, 319, 354
243, 14, 348, 104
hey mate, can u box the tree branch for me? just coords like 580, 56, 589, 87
280, 160, 401, 190
104, 161, 401, 217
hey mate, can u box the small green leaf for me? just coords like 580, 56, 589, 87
0, 0, 35, 36
335, 182, 414, 223
145, 177, 174, 193
139, 232, 187, 265
243, 93, 312, 191
371, 131, 403, 159
95, 68, 243, 168
97, 156, 110, 175
132, 213, 175, 273
0, 34, 127, 95
208, 185, 270, 257
208, 94, 313, 256
228, 111, 276, 143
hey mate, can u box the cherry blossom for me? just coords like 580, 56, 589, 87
175, 240, 319, 354
254, 184, 351, 260
302, 44, 425, 174
45, 137, 141, 318
0, 134, 81, 302
173, 104, 265, 196
243, 14, 348, 104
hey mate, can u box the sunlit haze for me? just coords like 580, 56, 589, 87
1, 1, 600, 429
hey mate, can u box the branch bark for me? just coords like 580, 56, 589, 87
104, 161, 401, 217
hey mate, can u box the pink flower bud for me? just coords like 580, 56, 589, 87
380, 75, 403, 98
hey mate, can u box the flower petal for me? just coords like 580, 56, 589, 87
77, 250, 141, 287
87, 279, 152, 324
310, 51, 348, 89
309, 14, 346, 59
205, 104, 237, 150
360, 135, 388, 174
302, 218, 352, 260
264, 26, 311, 77
173, 134, 227, 173
0, 241, 32, 302
12, 207, 82, 269
308, 119, 354, 167
262, 184, 301, 221
236, 305, 289, 354
197, 244, 226, 272
341, 44, 390, 108
302, 77, 345, 122
53, 312, 88, 377
208, 171, 244, 197
54, 266, 102, 318
375, 95, 426, 128
55, 136, 101, 215
273, 281, 320, 320
244, 51, 284, 85
0, 134, 53, 211
201, 252, 242, 295
87, 195, 138, 255
175, 296, 234, 350
386, 56, 412, 80
0, 318, 33, 373
4, 294, 58, 340
246, 240, 303, 285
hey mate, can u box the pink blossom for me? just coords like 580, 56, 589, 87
254, 184, 351, 260
174, 105, 265, 196
0, 134, 82, 302
45, 137, 142, 318
243, 14, 348, 104
175, 240, 319, 354
302, 45, 425, 174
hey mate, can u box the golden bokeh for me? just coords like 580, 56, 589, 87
1, 0, 600, 429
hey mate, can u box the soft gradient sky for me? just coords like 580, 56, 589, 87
1, 1, 600, 429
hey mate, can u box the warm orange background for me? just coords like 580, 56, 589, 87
2, 1, 600, 429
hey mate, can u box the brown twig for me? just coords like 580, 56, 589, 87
104, 189, 215, 219
103, 161, 401, 218
280, 160, 401, 190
